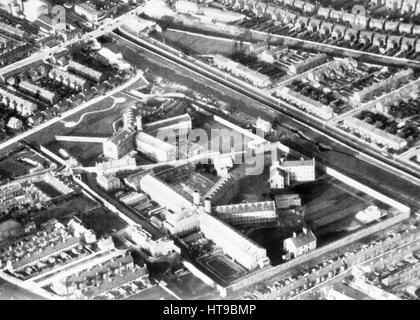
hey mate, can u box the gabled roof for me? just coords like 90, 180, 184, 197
285, 229, 316, 249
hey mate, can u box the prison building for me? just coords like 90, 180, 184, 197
213, 201, 277, 228
199, 212, 270, 271
103, 129, 135, 160
144, 113, 192, 136
136, 131, 177, 163
204, 174, 240, 206
279, 158, 316, 182
139, 174, 193, 215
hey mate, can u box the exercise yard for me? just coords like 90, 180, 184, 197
248, 172, 390, 265
197, 252, 247, 285
288, 174, 380, 232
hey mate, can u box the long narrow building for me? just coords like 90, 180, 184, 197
277, 87, 334, 121
0, 87, 37, 116
213, 201, 277, 228
199, 212, 270, 271
342, 117, 407, 151
67, 61, 104, 83
19, 80, 58, 105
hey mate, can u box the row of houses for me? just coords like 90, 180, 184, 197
269, 157, 316, 190
220, 0, 420, 52
18, 80, 58, 105
276, 86, 334, 121
0, 87, 37, 117
212, 54, 271, 88
0, 20, 26, 40
350, 69, 414, 105
221, 0, 420, 32
342, 117, 408, 151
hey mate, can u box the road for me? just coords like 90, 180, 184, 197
159, 17, 420, 69
291, 233, 420, 300
114, 28, 420, 209
0, 70, 143, 154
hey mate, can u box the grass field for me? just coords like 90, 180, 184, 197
47, 140, 104, 167
158, 30, 245, 56
288, 174, 378, 232
248, 172, 384, 264
32, 194, 98, 226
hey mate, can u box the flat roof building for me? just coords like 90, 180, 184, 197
136, 131, 177, 163
139, 174, 193, 215
144, 113, 192, 136
22, 0, 49, 22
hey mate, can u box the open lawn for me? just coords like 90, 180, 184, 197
287, 174, 377, 231
158, 30, 245, 56
31, 194, 98, 225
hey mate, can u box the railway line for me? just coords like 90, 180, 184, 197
114, 28, 420, 210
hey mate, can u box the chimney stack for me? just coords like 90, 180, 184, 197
293, 232, 297, 238
303, 227, 307, 235
136, 115, 143, 131
193, 190, 200, 206
204, 197, 212, 214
